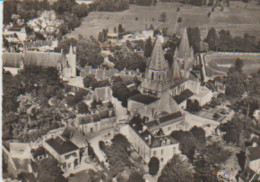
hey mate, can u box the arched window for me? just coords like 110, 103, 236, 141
158, 74, 161, 80
151, 72, 154, 80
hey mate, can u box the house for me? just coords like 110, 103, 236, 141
246, 145, 260, 174
43, 136, 80, 171
253, 109, 260, 122
2, 142, 33, 178
121, 123, 180, 165
145, 111, 188, 135
120, 30, 154, 44
94, 86, 112, 103
107, 32, 119, 44
3, 24, 27, 43
75, 106, 116, 136
61, 127, 88, 157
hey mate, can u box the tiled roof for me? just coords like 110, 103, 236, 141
45, 136, 78, 155
130, 124, 179, 148
248, 146, 260, 161
173, 89, 194, 104
129, 94, 159, 105
159, 111, 183, 123
146, 120, 160, 128
62, 128, 88, 149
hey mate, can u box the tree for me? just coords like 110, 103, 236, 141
234, 58, 244, 73
177, 17, 182, 23
148, 157, 160, 175
144, 37, 153, 58
159, 12, 167, 22
128, 171, 145, 182
118, 24, 124, 34
83, 75, 95, 88
34, 158, 67, 182
77, 102, 89, 114
190, 126, 206, 144
77, 37, 104, 68
88, 145, 96, 159
206, 27, 217, 50
158, 155, 194, 182
187, 27, 201, 53
99, 141, 106, 151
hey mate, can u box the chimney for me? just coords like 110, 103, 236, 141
148, 135, 152, 145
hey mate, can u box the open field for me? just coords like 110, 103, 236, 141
203, 52, 260, 77
67, 1, 260, 39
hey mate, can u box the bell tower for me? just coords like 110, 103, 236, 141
140, 35, 172, 97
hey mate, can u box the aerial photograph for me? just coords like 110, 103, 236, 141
2, 0, 260, 181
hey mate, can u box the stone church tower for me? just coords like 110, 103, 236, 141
140, 29, 195, 98
140, 35, 172, 97
174, 27, 194, 79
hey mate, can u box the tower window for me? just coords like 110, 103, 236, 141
151, 72, 154, 80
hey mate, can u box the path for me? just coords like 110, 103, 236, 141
88, 127, 115, 163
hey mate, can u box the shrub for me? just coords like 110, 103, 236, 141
148, 157, 160, 175
99, 140, 106, 151
177, 17, 182, 23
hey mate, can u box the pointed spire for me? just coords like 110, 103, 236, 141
148, 35, 169, 71
178, 27, 191, 59
172, 60, 181, 81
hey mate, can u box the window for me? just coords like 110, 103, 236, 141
153, 151, 156, 156
151, 72, 154, 80
161, 158, 164, 162
161, 149, 164, 155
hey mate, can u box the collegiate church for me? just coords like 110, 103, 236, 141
128, 28, 212, 121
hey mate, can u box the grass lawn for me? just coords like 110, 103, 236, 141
67, 1, 260, 40
204, 52, 260, 77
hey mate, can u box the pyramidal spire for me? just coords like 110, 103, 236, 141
178, 27, 191, 59
172, 60, 181, 81
148, 35, 169, 71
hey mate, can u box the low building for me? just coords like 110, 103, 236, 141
247, 145, 260, 174
2, 142, 33, 178
121, 123, 180, 165
61, 127, 89, 157
3, 24, 27, 43
120, 30, 154, 44
172, 80, 213, 109
128, 92, 182, 121
145, 111, 187, 135
107, 32, 119, 44
75, 106, 116, 136
94, 86, 112, 103
43, 136, 80, 171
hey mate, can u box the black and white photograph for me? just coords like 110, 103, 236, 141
2, 0, 260, 181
